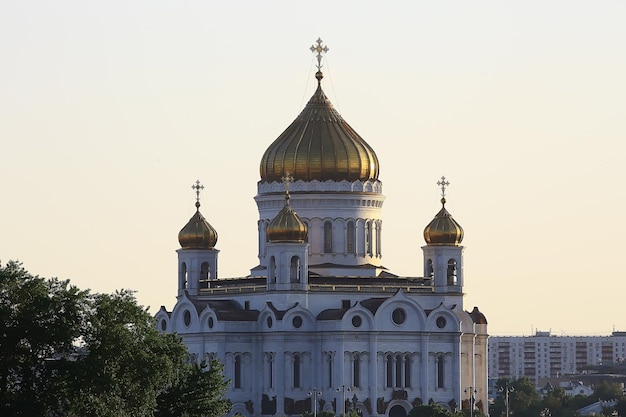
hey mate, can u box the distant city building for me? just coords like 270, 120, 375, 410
489, 331, 626, 386
156, 39, 489, 417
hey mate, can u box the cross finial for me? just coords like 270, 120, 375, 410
192, 180, 204, 208
281, 172, 294, 194
310, 37, 329, 71
437, 176, 450, 198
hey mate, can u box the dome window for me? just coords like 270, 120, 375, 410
183, 310, 191, 327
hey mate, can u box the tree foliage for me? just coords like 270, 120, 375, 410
0, 260, 230, 417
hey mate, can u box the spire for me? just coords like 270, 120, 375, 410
192, 179, 204, 210
266, 173, 308, 243
310, 37, 329, 84
423, 176, 464, 246
437, 175, 449, 206
178, 180, 218, 249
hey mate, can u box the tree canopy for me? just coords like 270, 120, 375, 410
0, 260, 230, 417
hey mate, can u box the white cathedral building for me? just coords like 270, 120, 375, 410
156, 39, 488, 417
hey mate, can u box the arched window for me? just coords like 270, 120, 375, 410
426, 259, 434, 278
347, 221, 355, 254
447, 259, 457, 285
269, 257, 276, 284
365, 221, 372, 256
266, 352, 274, 389
404, 355, 411, 387
200, 262, 210, 288
290, 256, 300, 283
324, 221, 333, 253
234, 355, 242, 388
293, 354, 301, 388
376, 220, 382, 256
353, 354, 361, 388
181, 262, 188, 288
327, 352, 334, 388
437, 354, 445, 388
395, 355, 403, 387
386, 355, 393, 387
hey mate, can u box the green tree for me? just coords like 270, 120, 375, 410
510, 377, 542, 417
593, 381, 624, 401
156, 359, 230, 417
0, 260, 88, 416
0, 261, 230, 417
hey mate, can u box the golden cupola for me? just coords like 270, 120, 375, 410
266, 180, 308, 243
178, 181, 218, 249
259, 38, 379, 183
423, 177, 464, 246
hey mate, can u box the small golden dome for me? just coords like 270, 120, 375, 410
423, 197, 464, 246
178, 201, 218, 249
259, 72, 379, 183
266, 194, 308, 243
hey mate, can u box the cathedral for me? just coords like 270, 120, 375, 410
156, 39, 488, 417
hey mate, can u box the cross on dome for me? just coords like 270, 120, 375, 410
192, 180, 204, 207
281, 172, 294, 194
310, 37, 329, 70
437, 176, 450, 198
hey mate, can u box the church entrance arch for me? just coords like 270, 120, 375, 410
389, 404, 407, 417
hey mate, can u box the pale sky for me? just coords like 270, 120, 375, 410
1, 1, 625, 336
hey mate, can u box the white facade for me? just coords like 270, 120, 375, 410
156, 46, 488, 417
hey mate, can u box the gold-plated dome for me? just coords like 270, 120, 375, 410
423, 197, 464, 246
259, 60, 379, 183
266, 193, 308, 243
178, 201, 218, 249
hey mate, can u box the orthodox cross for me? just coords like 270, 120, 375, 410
192, 180, 204, 204
437, 176, 450, 197
310, 37, 329, 70
281, 172, 294, 194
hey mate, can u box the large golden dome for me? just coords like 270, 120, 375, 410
259, 71, 379, 183
423, 197, 464, 246
178, 201, 218, 249
266, 193, 308, 243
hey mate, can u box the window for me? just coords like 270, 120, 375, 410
200, 262, 210, 288
293, 354, 301, 388
386, 355, 393, 387
395, 355, 402, 387
365, 221, 372, 256
376, 221, 382, 256
404, 356, 411, 387
324, 221, 333, 253
181, 262, 188, 288
437, 354, 445, 388
347, 221, 355, 254
234, 355, 242, 388
290, 256, 300, 283
267, 352, 274, 389
353, 354, 361, 388
328, 353, 334, 388
447, 259, 457, 285
426, 259, 433, 278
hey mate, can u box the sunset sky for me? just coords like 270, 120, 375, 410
1, 1, 625, 335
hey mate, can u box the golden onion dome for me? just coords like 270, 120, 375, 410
423, 197, 464, 246
178, 201, 218, 249
259, 70, 379, 183
266, 193, 308, 243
